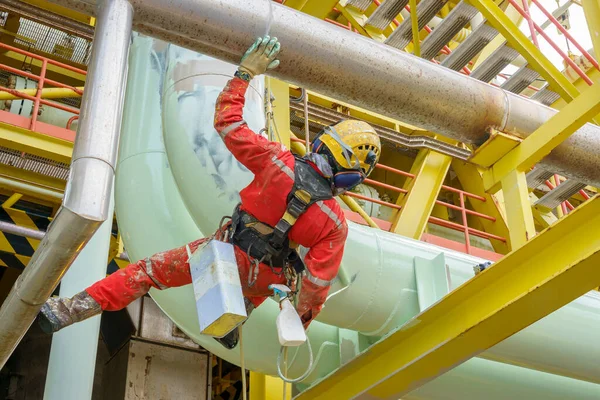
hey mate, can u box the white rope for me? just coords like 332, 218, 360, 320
240, 325, 247, 400
276, 337, 314, 384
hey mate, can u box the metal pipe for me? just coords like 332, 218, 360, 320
0, 221, 130, 261
0, 0, 132, 369
0, 0, 94, 41
0, 86, 84, 100
0, 176, 63, 201
0, 220, 45, 241
48, 0, 600, 186
303, 89, 309, 153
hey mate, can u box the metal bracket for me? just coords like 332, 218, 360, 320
414, 253, 450, 312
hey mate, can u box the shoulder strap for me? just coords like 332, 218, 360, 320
268, 157, 333, 251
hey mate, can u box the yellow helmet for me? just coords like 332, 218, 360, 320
311, 120, 381, 195
311, 119, 381, 176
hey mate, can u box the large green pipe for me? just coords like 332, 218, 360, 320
114, 35, 600, 397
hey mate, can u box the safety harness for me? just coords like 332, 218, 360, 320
230, 156, 333, 277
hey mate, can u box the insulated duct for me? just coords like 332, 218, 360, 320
0, 0, 132, 368
49, 0, 600, 186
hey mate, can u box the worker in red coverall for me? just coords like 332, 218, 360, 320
38, 36, 381, 350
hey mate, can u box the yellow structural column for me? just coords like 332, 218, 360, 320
451, 160, 510, 254
1, 193, 22, 209
501, 170, 536, 249
249, 372, 291, 400
390, 148, 452, 239
266, 77, 291, 148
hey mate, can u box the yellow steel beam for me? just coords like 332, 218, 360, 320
530, 192, 558, 229
0, 165, 66, 193
300, 0, 339, 19
451, 160, 510, 254
334, 2, 387, 42
266, 78, 290, 147
390, 148, 452, 238
501, 170, 536, 249
484, 85, 600, 192
1, 193, 22, 209
468, 0, 580, 101
298, 194, 600, 400
467, 130, 521, 168
0, 122, 73, 164
582, 0, 600, 58
0, 86, 83, 101
21, 0, 93, 25
1, 51, 86, 82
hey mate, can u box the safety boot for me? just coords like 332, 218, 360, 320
37, 291, 102, 334
214, 297, 254, 349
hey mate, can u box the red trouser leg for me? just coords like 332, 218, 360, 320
86, 238, 207, 311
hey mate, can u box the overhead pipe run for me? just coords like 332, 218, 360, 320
49, 0, 600, 186
0, 0, 132, 369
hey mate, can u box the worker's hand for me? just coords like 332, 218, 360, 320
238, 35, 281, 79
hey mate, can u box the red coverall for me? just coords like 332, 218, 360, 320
86, 77, 348, 327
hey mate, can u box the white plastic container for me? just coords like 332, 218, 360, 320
189, 240, 247, 337
270, 284, 307, 347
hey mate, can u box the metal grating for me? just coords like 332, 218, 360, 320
470, 44, 520, 82
365, 0, 409, 31
526, 168, 554, 189
531, 84, 561, 106
345, 0, 373, 12
385, 0, 450, 50
534, 179, 587, 209
420, 1, 480, 60
13, 17, 92, 65
0, 145, 69, 179
500, 65, 540, 94
441, 23, 498, 71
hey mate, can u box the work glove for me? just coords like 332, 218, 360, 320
238, 35, 281, 80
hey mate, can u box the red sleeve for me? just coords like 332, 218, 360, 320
296, 220, 349, 329
214, 77, 284, 174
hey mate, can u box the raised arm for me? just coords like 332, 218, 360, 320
213, 36, 283, 173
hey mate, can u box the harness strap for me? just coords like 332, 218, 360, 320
269, 189, 312, 251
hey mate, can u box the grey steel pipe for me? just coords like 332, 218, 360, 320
48, 0, 600, 186
0, 220, 45, 241
0, 0, 94, 41
0, 220, 129, 259
0, 0, 132, 368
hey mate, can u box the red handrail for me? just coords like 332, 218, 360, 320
506, 0, 594, 85
0, 42, 86, 75
521, 0, 540, 48
530, 0, 599, 71
290, 136, 506, 252
0, 41, 85, 132
67, 115, 79, 130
